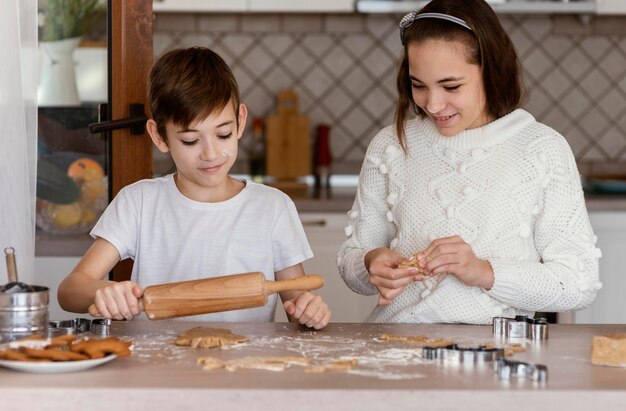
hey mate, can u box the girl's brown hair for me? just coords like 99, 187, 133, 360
148, 47, 240, 141
395, 0, 524, 149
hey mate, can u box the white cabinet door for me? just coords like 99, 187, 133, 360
574, 212, 626, 324
153, 0, 247, 12
596, 0, 626, 14
34, 257, 82, 321
275, 212, 377, 323
249, 0, 354, 12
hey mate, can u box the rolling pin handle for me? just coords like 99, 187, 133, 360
264, 274, 324, 294
88, 299, 145, 318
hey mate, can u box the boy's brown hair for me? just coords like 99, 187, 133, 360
148, 47, 240, 141
395, 0, 524, 149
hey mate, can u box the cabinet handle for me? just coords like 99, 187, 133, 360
301, 219, 327, 227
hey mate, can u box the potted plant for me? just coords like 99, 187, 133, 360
40, 0, 103, 41
38, 0, 105, 106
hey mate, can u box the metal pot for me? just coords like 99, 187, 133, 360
0, 285, 49, 343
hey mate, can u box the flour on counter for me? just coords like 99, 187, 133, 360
130, 331, 191, 364
224, 334, 430, 380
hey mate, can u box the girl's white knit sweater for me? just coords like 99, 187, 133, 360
337, 109, 601, 324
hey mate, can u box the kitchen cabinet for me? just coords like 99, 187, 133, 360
274, 212, 377, 322
574, 212, 626, 324
153, 0, 354, 13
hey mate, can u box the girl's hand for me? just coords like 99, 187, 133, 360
417, 236, 494, 289
283, 292, 331, 330
93, 281, 143, 320
365, 247, 423, 305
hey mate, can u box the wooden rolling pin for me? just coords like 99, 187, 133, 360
88, 272, 323, 320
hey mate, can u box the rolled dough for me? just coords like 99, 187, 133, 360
380, 333, 453, 347
197, 356, 310, 371
175, 327, 249, 348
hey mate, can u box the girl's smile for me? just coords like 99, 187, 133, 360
408, 39, 492, 136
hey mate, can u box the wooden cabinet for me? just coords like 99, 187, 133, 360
275, 212, 377, 322
574, 212, 626, 324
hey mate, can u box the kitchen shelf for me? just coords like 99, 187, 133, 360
153, 0, 353, 13
356, 1, 596, 14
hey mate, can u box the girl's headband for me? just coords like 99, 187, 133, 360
399, 11, 473, 45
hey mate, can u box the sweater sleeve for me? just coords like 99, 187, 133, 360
337, 130, 399, 296
486, 132, 601, 312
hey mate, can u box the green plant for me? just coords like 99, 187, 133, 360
40, 0, 104, 41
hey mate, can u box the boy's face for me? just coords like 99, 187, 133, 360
147, 102, 248, 201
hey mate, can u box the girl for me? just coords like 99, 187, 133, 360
337, 0, 601, 324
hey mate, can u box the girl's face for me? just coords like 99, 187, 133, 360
148, 102, 248, 202
408, 39, 492, 136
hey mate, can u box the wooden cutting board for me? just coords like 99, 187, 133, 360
265, 90, 311, 182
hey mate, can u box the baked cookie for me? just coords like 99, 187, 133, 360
591, 334, 626, 367
0, 335, 131, 362
70, 337, 132, 359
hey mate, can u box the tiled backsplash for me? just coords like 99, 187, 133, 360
153, 13, 626, 177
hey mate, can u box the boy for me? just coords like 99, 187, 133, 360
58, 47, 331, 329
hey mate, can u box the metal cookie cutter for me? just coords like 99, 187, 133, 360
495, 358, 548, 383
423, 344, 505, 363
49, 318, 111, 336
89, 318, 111, 336
492, 315, 548, 340
49, 318, 91, 335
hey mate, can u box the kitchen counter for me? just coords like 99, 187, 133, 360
1, 321, 625, 410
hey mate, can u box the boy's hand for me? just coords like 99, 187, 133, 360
283, 292, 331, 330
93, 281, 143, 320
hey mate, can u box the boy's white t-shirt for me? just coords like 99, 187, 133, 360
90, 174, 313, 322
